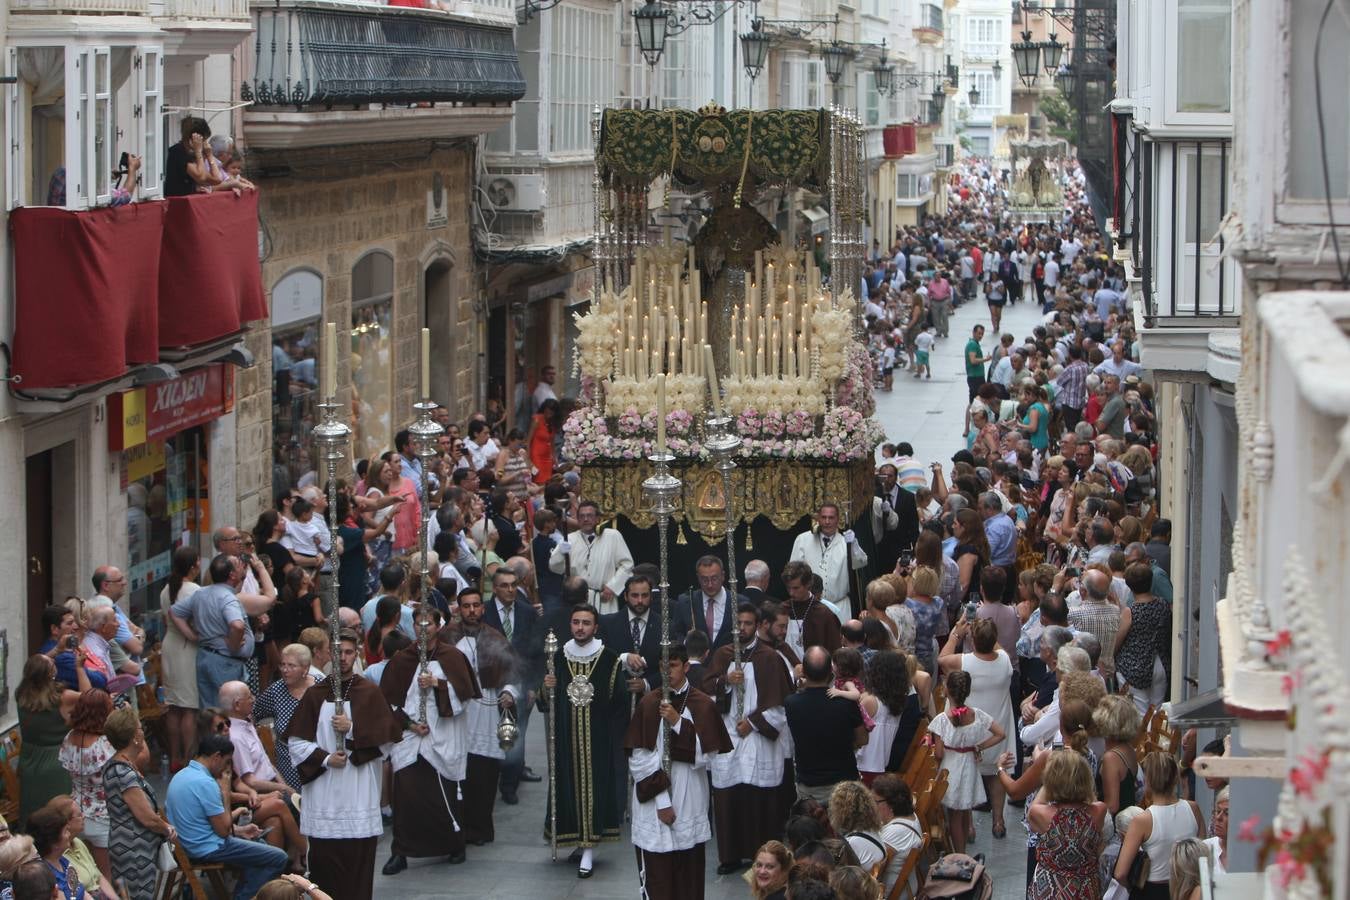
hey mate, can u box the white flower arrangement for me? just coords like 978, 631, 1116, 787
573, 301, 619, 382
810, 303, 855, 383
722, 376, 827, 417
603, 375, 709, 417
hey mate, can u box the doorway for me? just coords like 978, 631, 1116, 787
25, 450, 54, 654
424, 259, 456, 414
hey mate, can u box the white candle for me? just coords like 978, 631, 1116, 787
740, 350, 748, 381
766, 263, 775, 307
656, 374, 667, 454
420, 327, 430, 399
770, 321, 780, 377
625, 346, 634, 378
323, 322, 336, 398
704, 343, 720, 415
731, 307, 740, 359
754, 250, 764, 289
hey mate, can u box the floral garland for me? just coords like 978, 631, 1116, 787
811, 301, 854, 383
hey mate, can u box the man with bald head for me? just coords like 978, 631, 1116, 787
784, 646, 867, 802
1067, 568, 1121, 684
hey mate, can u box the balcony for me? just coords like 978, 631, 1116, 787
8, 192, 265, 399
480, 161, 593, 252
913, 3, 943, 43
1137, 137, 1239, 324
242, 0, 525, 150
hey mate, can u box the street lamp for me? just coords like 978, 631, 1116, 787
1012, 30, 1041, 85
1041, 32, 1063, 74
872, 41, 894, 96
821, 42, 852, 84
1056, 63, 1077, 97
740, 18, 771, 79
634, 0, 670, 68
968, 84, 981, 106
992, 60, 1003, 82
930, 86, 946, 121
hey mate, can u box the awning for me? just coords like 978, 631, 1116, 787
1168, 688, 1234, 729
800, 205, 830, 236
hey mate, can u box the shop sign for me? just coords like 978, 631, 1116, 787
125, 441, 166, 485
145, 365, 234, 443
128, 549, 172, 593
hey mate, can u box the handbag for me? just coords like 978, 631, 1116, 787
157, 839, 178, 873
1125, 849, 1149, 890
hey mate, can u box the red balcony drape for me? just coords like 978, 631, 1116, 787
158, 191, 267, 348
10, 202, 166, 390
10, 192, 266, 390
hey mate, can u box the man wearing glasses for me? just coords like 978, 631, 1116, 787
87, 567, 145, 693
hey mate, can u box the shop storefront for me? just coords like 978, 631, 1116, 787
108, 364, 234, 633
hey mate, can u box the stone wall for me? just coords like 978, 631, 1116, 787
233, 140, 479, 526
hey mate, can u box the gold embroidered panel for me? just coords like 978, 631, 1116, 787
579, 458, 874, 541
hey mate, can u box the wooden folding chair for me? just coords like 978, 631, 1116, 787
158, 841, 233, 900
897, 717, 930, 778
258, 724, 279, 771
871, 845, 896, 884
903, 747, 937, 792
0, 756, 19, 824
137, 651, 169, 753
919, 770, 951, 855
884, 838, 930, 900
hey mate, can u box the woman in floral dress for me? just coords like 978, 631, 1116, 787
58, 690, 114, 884
1027, 750, 1107, 900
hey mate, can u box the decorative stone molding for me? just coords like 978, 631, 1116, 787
1250, 421, 1274, 483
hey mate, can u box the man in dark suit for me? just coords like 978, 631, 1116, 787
740, 559, 778, 606
672, 555, 747, 652
483, 567, 541, 804
598, 573, 666, 813
875, 463, 920, 573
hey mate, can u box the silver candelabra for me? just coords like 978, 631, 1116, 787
704, 414, 744, 721
407, 398, 444, 725
642, 452, 682, 776
312, 396, 351, 740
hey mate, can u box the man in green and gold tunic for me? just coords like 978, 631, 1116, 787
541, 602, 629, 878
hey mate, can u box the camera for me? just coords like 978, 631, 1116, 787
898, 551, 914, 569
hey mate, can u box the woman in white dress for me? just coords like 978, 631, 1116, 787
928, 670, 1006, 853
159, 545, 201, 772
938, 616, 1017, 839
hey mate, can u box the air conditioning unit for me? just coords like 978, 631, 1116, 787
482, 174, 545, 212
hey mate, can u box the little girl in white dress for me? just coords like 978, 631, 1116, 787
928, 670, 1006, 853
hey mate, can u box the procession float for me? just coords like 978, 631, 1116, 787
564, 103, 885, 592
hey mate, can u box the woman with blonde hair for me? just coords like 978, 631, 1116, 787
827, 781, 886, 874
1092, 695, 1142, 814
995, 699, 1097, 891
829, 865, 882, 900
1113, 752, 1205, 900
252, 643, 316, 792
863, 579, 913, 653
749, 840, 793, 900
1027, 749, 1106, 898
904, 565, 947, 673
1169, 837, 1213, 900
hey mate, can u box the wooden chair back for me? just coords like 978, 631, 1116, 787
258, 725, 279, 770
883, 839, 929, 900
897, 718, 930, 779
0, 756, 18, 823
871, 844, 896, 883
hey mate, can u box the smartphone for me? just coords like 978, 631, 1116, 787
253, 825, 275, 840
66, 634, 79, 649
965, 600, 979, 625
898, 551, 914, 569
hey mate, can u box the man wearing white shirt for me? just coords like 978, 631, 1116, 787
1041, 253, 1061, 307
624, 645, 731, 899
444, 588, 519, 847
465, 419, 500, 471
531, 365, 558, 412
548, 500, 634, 614
789, 504, 868, 622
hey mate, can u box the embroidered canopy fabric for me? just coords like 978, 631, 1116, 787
597, 107, 829, 190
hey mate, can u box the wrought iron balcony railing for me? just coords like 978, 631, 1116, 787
243, 0, 526, 108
